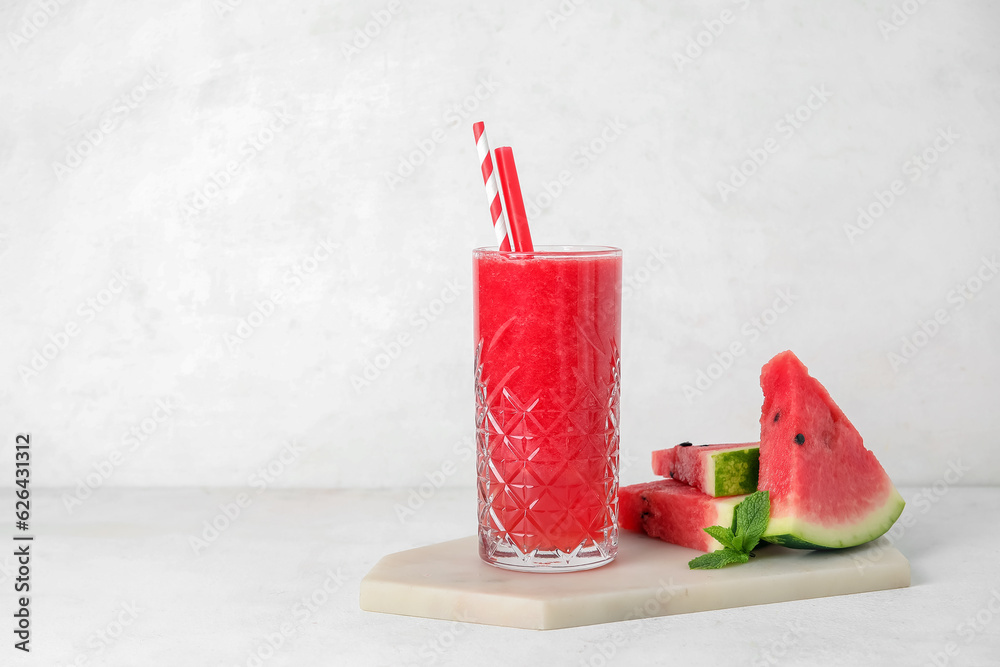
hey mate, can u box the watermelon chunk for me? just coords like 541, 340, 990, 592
619, 479, 746, 552
651, 442, 760, 497
758, 351, 905, 549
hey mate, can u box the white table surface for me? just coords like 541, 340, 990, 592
10, 486, 1000, 666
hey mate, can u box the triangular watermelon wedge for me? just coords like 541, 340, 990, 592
758, 351, 905, 549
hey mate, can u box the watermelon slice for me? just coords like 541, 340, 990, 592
619, 479, 746, 552
651, 442, 760, 497
758, 351, 905, 549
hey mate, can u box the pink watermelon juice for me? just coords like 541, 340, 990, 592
474, 246, 622, 570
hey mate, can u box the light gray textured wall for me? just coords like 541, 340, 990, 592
3, 0, 998, 491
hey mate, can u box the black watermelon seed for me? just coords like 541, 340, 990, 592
669, 470, 675, 478
774, 411, 781, 422
795, 433, 805, 445
679, 442, 693, 447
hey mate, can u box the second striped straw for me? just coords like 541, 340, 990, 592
472, 122, 512, 251
472, 122, 533, 252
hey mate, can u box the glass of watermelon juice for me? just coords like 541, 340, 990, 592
474, 245, 622, 572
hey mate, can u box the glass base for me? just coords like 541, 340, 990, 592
479, 532, 618, 573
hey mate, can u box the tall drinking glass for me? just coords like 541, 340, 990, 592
474, 246, 622, 572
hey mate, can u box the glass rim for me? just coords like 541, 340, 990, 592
473, 245, 621, 258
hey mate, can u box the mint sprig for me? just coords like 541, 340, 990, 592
688, 548, 749, 569
689, 490, 770, 570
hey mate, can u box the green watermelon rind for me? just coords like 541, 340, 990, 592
707, 495, 746, 550
709, 447, 760, 497
762, 486, 905, 550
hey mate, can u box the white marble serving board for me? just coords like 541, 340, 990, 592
360, 532, 910, 630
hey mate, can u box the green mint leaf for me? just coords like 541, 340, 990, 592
726, 548, 750, 565
688, 552, 728, 570
730, 529, 745, 553
690, 492, 771, 571
703, 525, 737, 550
688, 548, 750, 570
734, 490, 771, 552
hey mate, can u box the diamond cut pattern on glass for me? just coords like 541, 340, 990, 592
476, 338, 620, 562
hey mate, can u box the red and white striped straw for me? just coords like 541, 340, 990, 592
472, 122, 512, 251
